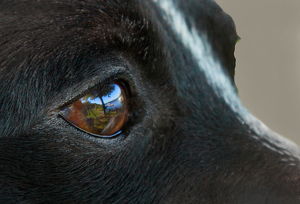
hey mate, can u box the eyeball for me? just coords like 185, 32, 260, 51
60, 82, 129, 137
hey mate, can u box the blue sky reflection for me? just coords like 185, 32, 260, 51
81, 84, 122, 106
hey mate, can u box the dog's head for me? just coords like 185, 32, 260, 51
0, 0, 299, 203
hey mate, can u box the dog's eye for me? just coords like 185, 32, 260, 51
60, 82, 129, 137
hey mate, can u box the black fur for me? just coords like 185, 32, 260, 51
0, 0, 299, 203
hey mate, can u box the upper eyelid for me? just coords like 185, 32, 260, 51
45, 54, 129, 112
56, 72, 128, 110
58, 84, 101, 110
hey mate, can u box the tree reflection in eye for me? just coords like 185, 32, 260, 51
60, 83, 129, 137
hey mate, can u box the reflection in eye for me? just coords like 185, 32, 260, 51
60, 83, 129, 137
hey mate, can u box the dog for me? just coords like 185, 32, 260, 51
0, 0, 299, 203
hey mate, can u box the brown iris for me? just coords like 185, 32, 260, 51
60, 82, 129, 137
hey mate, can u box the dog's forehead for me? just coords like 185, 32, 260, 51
147, 0, 236, 30
139, 0, 239, 101
142, 0, 238, 51
138, 0, 239, 81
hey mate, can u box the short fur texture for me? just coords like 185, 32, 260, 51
0, 0, 299, 203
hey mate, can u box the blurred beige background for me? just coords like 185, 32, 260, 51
215, 0, 300, 145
